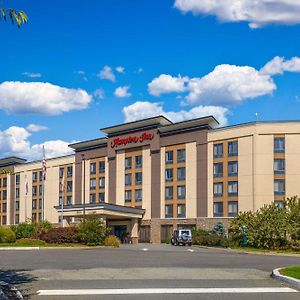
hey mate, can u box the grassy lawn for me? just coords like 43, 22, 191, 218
229, 246, 300, 255
280, 266, 300, 279
0, 242, 94, 248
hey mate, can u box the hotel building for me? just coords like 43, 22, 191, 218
0, 116, 300, 243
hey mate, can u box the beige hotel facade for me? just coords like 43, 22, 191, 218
0, 116, 300, 243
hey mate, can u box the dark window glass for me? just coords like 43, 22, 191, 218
228, 161, 238, 177
213, 182, 223, 197
67, 181, 72, 193
177, 167, 186, 181
274, 159, 285, 174
125, 190, 132, 202
165, 186, 173, 200
89, 193, 96, 204
99, 192, 105, 203
228, 181, 238, 197
135, 172, 142, 185
125, 157, 132, 170
32, 172, 38, 182
135, 189, 142, 202
135, 156, 142, 169
165, 169, 173, 182
213, 163, 223, 178
213, 202, 223, 217
165, 204, 173, 218
99, 177, 105, 188
15, 174, 20, 185
177, 149, 186, 163
165, 151, 173, 164
177, 185, 186, 199
177, 204, 186, 218
125, 174, 132, 186
274, 137, 285, 153
59, 167, 64, 178
99, 161, 105, 173
67, 166, 73, 177
228, 141, 238, 156
213, 144, 223, 158
274, 179, 285, 195
67, 195, 72, 205
90, 163, 96, 174
228, 201, 238, 217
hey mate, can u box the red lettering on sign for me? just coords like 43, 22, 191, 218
111, 132, 154, 148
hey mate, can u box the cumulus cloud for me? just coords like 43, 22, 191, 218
186, 64, 275, 105
0, 81, 91, 115
116, 66, 125, 73
148, 74, 189, 96
26, 124, 48, 132
22, 72, 42, 78
0, 126, 73, 160
97, 65, 116, 82
93, 88, 105, 99
260, 56, 300, 76
122, 101, 229, 126
174, 0, 300, 28
114, 86, 132, 98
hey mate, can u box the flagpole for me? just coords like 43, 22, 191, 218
41, 169, 44, 222
41, 145, 46, 222
25, 174, 28, 222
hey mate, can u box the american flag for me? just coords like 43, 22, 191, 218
42, 145, 47, 180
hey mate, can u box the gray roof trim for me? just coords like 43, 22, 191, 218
0, 157, 27, 167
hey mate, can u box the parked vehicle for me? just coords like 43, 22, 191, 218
171, 229, 192, 246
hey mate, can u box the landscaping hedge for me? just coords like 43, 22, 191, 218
40, 227, 79, 244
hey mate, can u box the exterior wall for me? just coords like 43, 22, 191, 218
142, 147, 151, 220
116, 150, 125, 206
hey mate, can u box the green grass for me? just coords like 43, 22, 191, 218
229, 246, 300, 255
280, 266, 300, 279
0, 242, 103, 248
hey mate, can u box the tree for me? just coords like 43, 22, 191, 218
0, 6, 28, 27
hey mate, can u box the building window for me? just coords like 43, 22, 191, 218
177, 149, 186, 163
39, 185, 43, 196
213, 202, 223, 217
15, 174, 20, 185
177, 204, 186, 218
99, 192, 105, 203
177, 167, 186, 181
165, 186, 173, 200
67, 181, 72, 193
39, 171, 43, 182
99, 177, 105, 188
2, 177, 7, 187
125, 157, 132, 170
90, 193, 96, 204
67, 166, 73, 177
125, 190, 132, 202
135, 156, 142, 169
274, 137, 285, 153
135, 172, 143, 185
165, 168, 173, 182
275, 200, 284, 208
32, 172, 38, 182
274, 159, 285, 174
90, 178, 96, 190
59, 167, 64, 178
177, 185, 186, 200
67, 195, 72, 205
16, 188, 20, 199
228, 161, 238, 177
2, 190, 7, 200
32, 199, 37, 209
15, 201, 20, 211
135, 189, 142, 202
213, 182, 223, 197
99, 161, 105, 173
125, 174, 132, 186
228, 141, 238, 156
213, 163, 223, 178
165, 204, 173, 218
228, 201, 238, 217
213, 143, 223, 158
228, 181, 238, 197
274, 179, 285, 195
39, 199, 43, 209
32, 186, 37, 197
165, 151, 173, 164
32, 213, 37, 223
90, 162, 96, 175
15, 214, 19, 224
2, 215, 6, 225
2, 203, 7, 213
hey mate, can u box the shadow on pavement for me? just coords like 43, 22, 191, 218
0, 270, 37, 299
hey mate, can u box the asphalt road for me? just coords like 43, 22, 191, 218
0, 244, 299, 300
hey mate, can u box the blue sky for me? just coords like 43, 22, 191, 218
1, 0, 300, 159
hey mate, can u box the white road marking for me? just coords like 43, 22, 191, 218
187, 248, 194, 252
38, 287, 298, 296
141, 248, 149, 251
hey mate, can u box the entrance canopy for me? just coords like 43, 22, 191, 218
55, 202, 145, 220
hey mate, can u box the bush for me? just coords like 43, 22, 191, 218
104, 235, 120, 247
77, 215, 108, 245
212, 222, 227, 237
40, 227, 79, 244
0, 226, 16, 243
36, 221, 53, 236
15, 238, 46, 246
11, 222, 37, 239
193, 234, 222, 246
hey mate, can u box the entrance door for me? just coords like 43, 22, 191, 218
113, 225, 128, 240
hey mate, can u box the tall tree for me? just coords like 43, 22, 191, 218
0, 6, 28, 27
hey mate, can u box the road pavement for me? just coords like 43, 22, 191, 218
0, 244, 299, 299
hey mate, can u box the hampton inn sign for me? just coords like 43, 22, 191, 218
110, 132, 154, 148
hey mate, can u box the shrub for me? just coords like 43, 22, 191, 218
11, 222, 37, 239
193, 234, 222, 246
15, 238, 46, 246
0, 226, 16, 243
104, 235, 120, 247
77, 215, 108, 245
212, 222, 227, 237
36, 221, 53, 236
40, 227, 79, 244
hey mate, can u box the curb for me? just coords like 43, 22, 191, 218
272, 268, 300, 290
0, 280, 23, 299
0, 247, 39, 250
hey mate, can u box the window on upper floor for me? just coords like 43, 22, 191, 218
32, 172, 38, 182
90, 162, 96, 175
125, 157, 132, 170
228, 181, 238, 197
177, 149, 186, 163
228, 141, 238, 156
165, 151, 173, 164
274, 137, 285, 153
90, 178, 96, 190
165, 186, 173, 200
67, 181, 72, 193
99, 177, 105, 189
177, 185, 186, 200
2, 190, 7, 200
177, 204, 186, 218
228, 161, 238, 177
213, 182, 223, 198
213, 163, 223, 178
89, 193, 96, 204
99, 161, 105, 173
67, 195, 72, 205
59, 167, 64, 178
16, 188, 20, 199
15, 174, 20, 185
135, 156, 142, 169
228, 201, 238, 217
165, 204, 173, 218
32, 186, 37, 197
125, 173, 132, 186
274, 179, 285, 195
177, 167, 186, 181
67, 166, 73, 177
213, 202, 223, 217
99, 192, 105, 203
135, 189, 142, 202
125, 190, 132, 202
274, 159, 285, 174
213, 143, 223, 158
135, 172, 142, 185
165, 168, 173, 182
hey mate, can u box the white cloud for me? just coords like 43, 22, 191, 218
93, 88, 105, 99
114, 86, 132, 98
26, 124, 48, 132
97, 65, 116, 82
260, 56, 300, 76
0, 81, 91, 115
0, 125, 73, 160
148, 74, 189, 96
23, 72, 42, 78
116, 66, 125, 73
75, 70, 88, 81
186, 64, 275, 105
174, 0, 300, 28
122, 101, 229, 126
